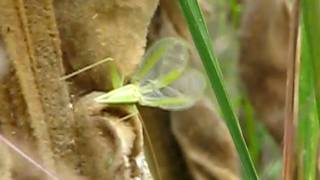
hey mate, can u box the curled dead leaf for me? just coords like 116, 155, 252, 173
239, 0, 290, 142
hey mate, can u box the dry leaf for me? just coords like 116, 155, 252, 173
54, 0, 159, 91
74, 92, 144, 180
171, 100, 240, 180
239, 0, 290, 142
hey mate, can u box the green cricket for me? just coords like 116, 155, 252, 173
96, 37, 207, 180
95, 37, 206, 110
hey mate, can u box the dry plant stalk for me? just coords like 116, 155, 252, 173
0, 0, 78, 179
282, 0, 300, 179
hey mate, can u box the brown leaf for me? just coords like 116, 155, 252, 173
239, 0, 290, 142
54, 0, 159, 91
73, 92, 144, 180
171, 100, 240, 180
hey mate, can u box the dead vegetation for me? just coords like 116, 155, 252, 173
0, 0, 294, 179
240, 0, 290, 143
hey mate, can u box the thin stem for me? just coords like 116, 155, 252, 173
134, 106, 162, 180
282, 0, 300, 179
0, 134, 60, 180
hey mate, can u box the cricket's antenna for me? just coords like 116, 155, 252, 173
137, 113, 163, 180
60, 57, 113, 80
0, 134, 60, 180
118, 112, 138, 122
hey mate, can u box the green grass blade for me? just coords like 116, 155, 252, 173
300, 3, 320, 178
242, 98, 260, 166
301, 0, 320, 125
297, 21, 319, 180
178, 0, 258, 179
230, 0, 241, 27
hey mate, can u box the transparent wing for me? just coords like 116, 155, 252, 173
139, 69, 206, 110
133, 38, 190, 88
